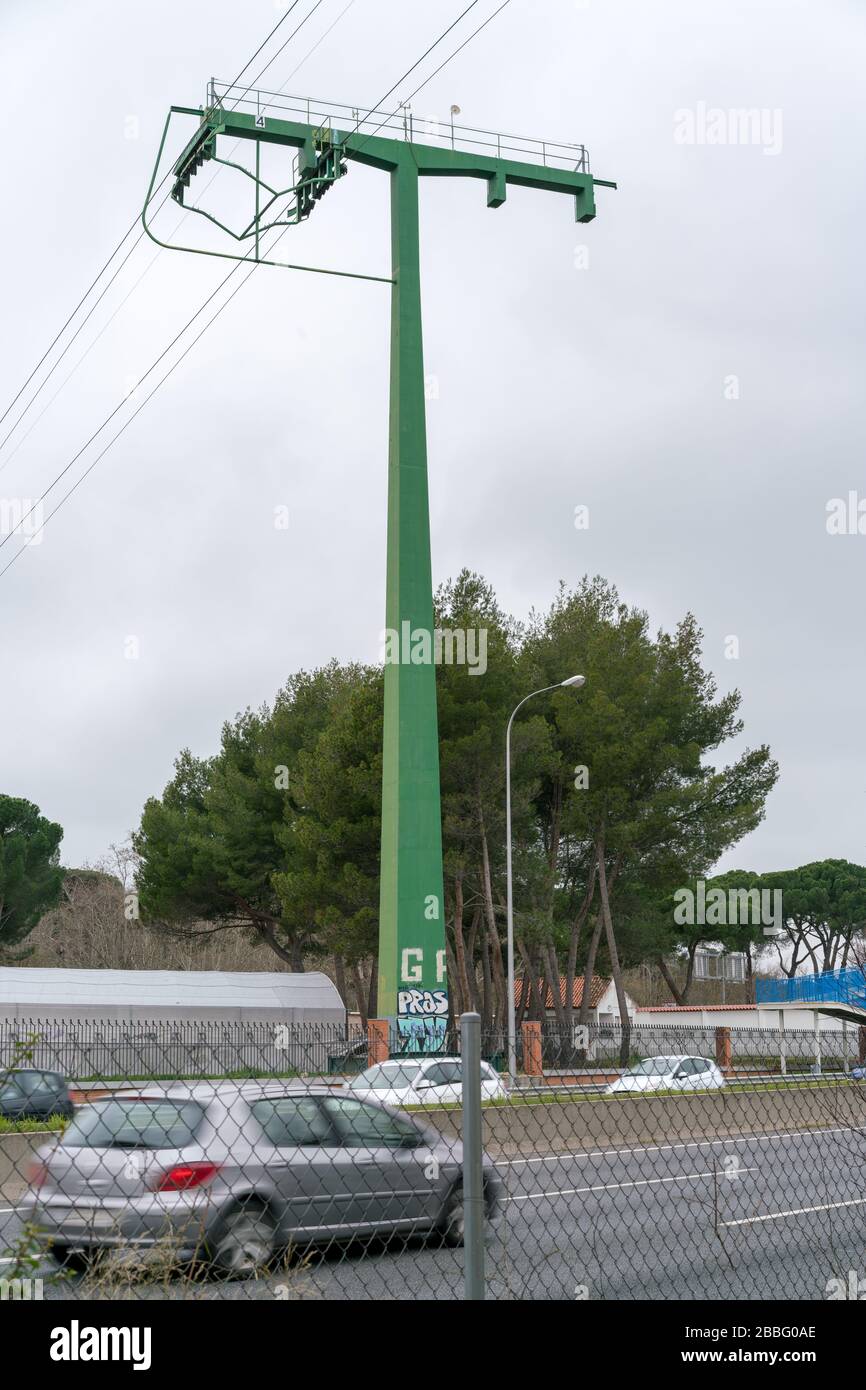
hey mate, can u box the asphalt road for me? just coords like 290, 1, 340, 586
3, 1119, 866, 1300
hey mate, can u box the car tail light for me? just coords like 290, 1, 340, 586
152, 1162, 221, 1193
27, 1159, 48, 1190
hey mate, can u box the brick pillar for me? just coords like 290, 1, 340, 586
715, 1026, 732, 1075
367, 1019, 389, 1069
522, 1020, 543, 1077
859, 1026, 866, 1065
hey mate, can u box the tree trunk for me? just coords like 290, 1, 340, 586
596, 837, 632, 1066
577, 912, 604, 1027
444, 939, 462, 1020
657, 955, 685, 1007
351, 961, 368, 1029
480, 928, 493, 1034
367, 960, 378, 1023
333, 953, 347, 1010
517, 937, 545, 1022
545, 938, 567, 1038
542, 945, 569, 1061
563, 868, 597, 1037
466, 907, 481, 1012
479, 814, 508, 1027
451, 873, 472, 1017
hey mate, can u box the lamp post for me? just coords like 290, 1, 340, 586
505, 674, 585, 1086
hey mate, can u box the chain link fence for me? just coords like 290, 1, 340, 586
2, 1015, 866, 1301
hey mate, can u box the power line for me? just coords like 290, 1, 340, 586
0, 0, 321, 464
223, 0, 308, 97
0, 257, 250, 555
0, 216, 141, 437
0, 259, 262, 582
351, 0, 483, 142
0, 226, 154, 466
351, 0, 512, 160
399, 0, 512, 110
0, 0, 511, 580
231, 0, 329, 106
0, 242, 166, 473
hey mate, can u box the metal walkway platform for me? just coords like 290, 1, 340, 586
757, 965, 866, 1024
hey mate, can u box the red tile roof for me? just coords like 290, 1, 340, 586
515, 975, 610, 1009
639, 1004, 757, 1012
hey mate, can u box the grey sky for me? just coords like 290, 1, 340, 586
1, 0, 864, 874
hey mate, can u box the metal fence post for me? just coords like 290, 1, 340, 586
461, 1011, 485, 1300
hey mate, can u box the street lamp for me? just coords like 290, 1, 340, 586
505, 674, 585, 1086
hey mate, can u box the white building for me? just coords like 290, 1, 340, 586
634, 1003, 853, 1032
0, 967, 344, 1026
516, 975, 637, 1025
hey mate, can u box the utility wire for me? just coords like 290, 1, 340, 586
0, 0, 509, 580
0, 258, 251, 555
11, 8, 362, 475
222, 0, 307, 98
0, 218, 141, 437
0, 242, 167, 472
0, 222, 161, 465
398, 0, 511, 113
351, 0, 513, 160
0, 0, 315, 460
0, 258, 263, 582
230, 0, 328, 108
350, 0, 483, 143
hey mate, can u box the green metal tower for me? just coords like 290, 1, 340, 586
144, 85, 613, 1049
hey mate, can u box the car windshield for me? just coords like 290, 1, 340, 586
0, 1071, 50, 1098
61, 1098, 205, 1150
349, 1064, 422, 1091
625, 1058, 679, 1077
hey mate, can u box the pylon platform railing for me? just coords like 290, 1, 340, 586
206, 79, 591, 174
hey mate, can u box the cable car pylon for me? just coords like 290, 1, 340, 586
142, 81, 616, 1048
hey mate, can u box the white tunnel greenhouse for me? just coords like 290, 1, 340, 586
0, 968, 347, 1078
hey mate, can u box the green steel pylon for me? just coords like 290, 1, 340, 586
143, 88, 614, 1048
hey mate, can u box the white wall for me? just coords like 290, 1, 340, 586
634, 1006, 852, 1031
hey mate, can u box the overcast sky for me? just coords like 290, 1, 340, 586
1, 0, 864, 875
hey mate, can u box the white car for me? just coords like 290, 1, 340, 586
346, 1057, 507, 1107
605, 1054, 725, 1095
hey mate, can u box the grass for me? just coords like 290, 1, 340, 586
403, 1074, 860, 1111
73, 1067, 303, 1083
0, 1114, 68, 1134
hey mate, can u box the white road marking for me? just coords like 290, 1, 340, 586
495, 1124, 860, 1168
503, 1165, 760, 1205
720, 1195, 866, 1227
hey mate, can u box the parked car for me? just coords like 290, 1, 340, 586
0, 1069, 74, 1121
347, 1057, 507, 1107
605, 1055, 725, 1095
850, 1064, 866, 1081
21, 1082, 502, 1276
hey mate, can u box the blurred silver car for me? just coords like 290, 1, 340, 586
21, 1082, 501, 1276
347, 1057, 507, 1107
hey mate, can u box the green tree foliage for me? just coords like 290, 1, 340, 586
132, 573, 778, 1036
0, 796, 64, 952
134, 664, 362, 971
712, 860, 866, 979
